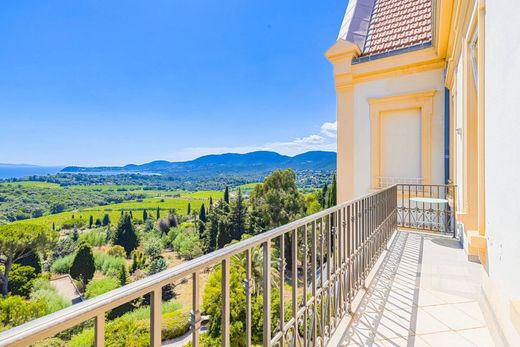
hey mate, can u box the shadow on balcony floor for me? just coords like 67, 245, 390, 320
332, 231, 500, 347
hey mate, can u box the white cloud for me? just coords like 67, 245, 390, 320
165, 120, 337, 161
320, 121, 337, 138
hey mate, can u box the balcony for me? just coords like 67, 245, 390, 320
0, 185, 500, 346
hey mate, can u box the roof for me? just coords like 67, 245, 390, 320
337, 0, 433, 59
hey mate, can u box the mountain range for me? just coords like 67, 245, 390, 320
61, 151, 337, 177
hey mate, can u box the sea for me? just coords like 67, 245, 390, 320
0, 165, 64, 179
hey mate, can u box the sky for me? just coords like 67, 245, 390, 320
0, 0, 346, 166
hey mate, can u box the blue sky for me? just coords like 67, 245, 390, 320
0, 0, 345, 166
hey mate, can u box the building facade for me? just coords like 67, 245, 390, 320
327, 0, 520, 344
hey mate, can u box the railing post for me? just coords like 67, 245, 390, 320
94, 313, 105, 347
191, 272, 200, 347
262, 241, 271, 346
222, 258, 231, 347
291, 229, 298, 347
279, 235, 285, 346
150, 287, 162, 347
245, 249, 252, 347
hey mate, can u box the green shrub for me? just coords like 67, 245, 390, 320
0, 295, 47, 329
50, 255, 74, 274
30, 278, 70, 314
61, 218, 86, 230
94, 252, 126, 277
161, 311, 190, 340
85, 277, 120, 299
6, 264, 38, 297
107, 245, 126, 258
78, 229, 107, 247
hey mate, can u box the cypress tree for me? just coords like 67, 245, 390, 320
224, 187, 230, 204
118, 264, 128, 285
230, 188, 246, 241
187, 203, 191, 215
209, 196, 213, 208
102, 213, 110, 226
156, 207, 160, 219
321, 183, 328, 208
95, 218, 102, 227
52, 222, 55, 231
89, 215, 93, 228
143, 209, 148, 221
199, 203, 207, 222
70, 242, 95, 287
328, 174, 337, 207
216, 218, 231, 249
114, 213, 139, 257
198, 203, 207, 240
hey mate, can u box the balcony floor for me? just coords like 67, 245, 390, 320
330, 230, 503, 347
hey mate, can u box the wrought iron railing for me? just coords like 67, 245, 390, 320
0, 185, 398, 347
396, 184, 457, 236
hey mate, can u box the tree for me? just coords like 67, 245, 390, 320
187, 203, 191, 215
113, 213, 139, 257
328, 173, 337, 207
230, 189, 246, 241
89, 215, 93, 228
156, 207, 160, 219
249, 169, 306, 229
198, 203, 207, 239
118, 264, 128, 286
223, 187, 230, 204
70, 242, 95, 288
143, 209, 148, 221
249, 169, 306, 271
209, 196, 213, 209
102, 213, 110, 226
16, 251, 42, 274
320, 183, 328, 208
216, 216, 232, 249
0, 224, 57, 297
167, 211, 178, 229
95, 218, 102, 227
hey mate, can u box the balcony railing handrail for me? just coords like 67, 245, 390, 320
0, 185, 399, 347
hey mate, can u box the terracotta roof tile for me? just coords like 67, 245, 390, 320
362, 0, 432, 56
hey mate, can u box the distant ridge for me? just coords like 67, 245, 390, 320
61, 151, 336, 176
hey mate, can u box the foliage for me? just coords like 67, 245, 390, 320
85, 277, 120, 299
249, 169, 306, 230
50, 255, 74, 274
78, 229, 108, 247
144, 236, 163, 259
94, 252, 126, 277
0, 295, 47, 329
118, 263, 128, 285
202, 259, 246, 344
161, 311, 190, 340
16, 251, 42, 274
131, 250, 146, 273
113, 213, 139, 256
0, 223, 57, 296
6, 264, 39, 298
70, 242, 96, 287
61, 217, 86, 230
51, 238, 75, 261
30, 278, 70, 315
147, 257, 167, 276
230, 188, 246, 241
170, 228, 203, 260
107, 245, 126, 258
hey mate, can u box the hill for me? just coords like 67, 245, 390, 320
62, 151, 336, 177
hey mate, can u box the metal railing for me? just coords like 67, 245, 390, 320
396, 184, 457, 236
0, 185, 398, 347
